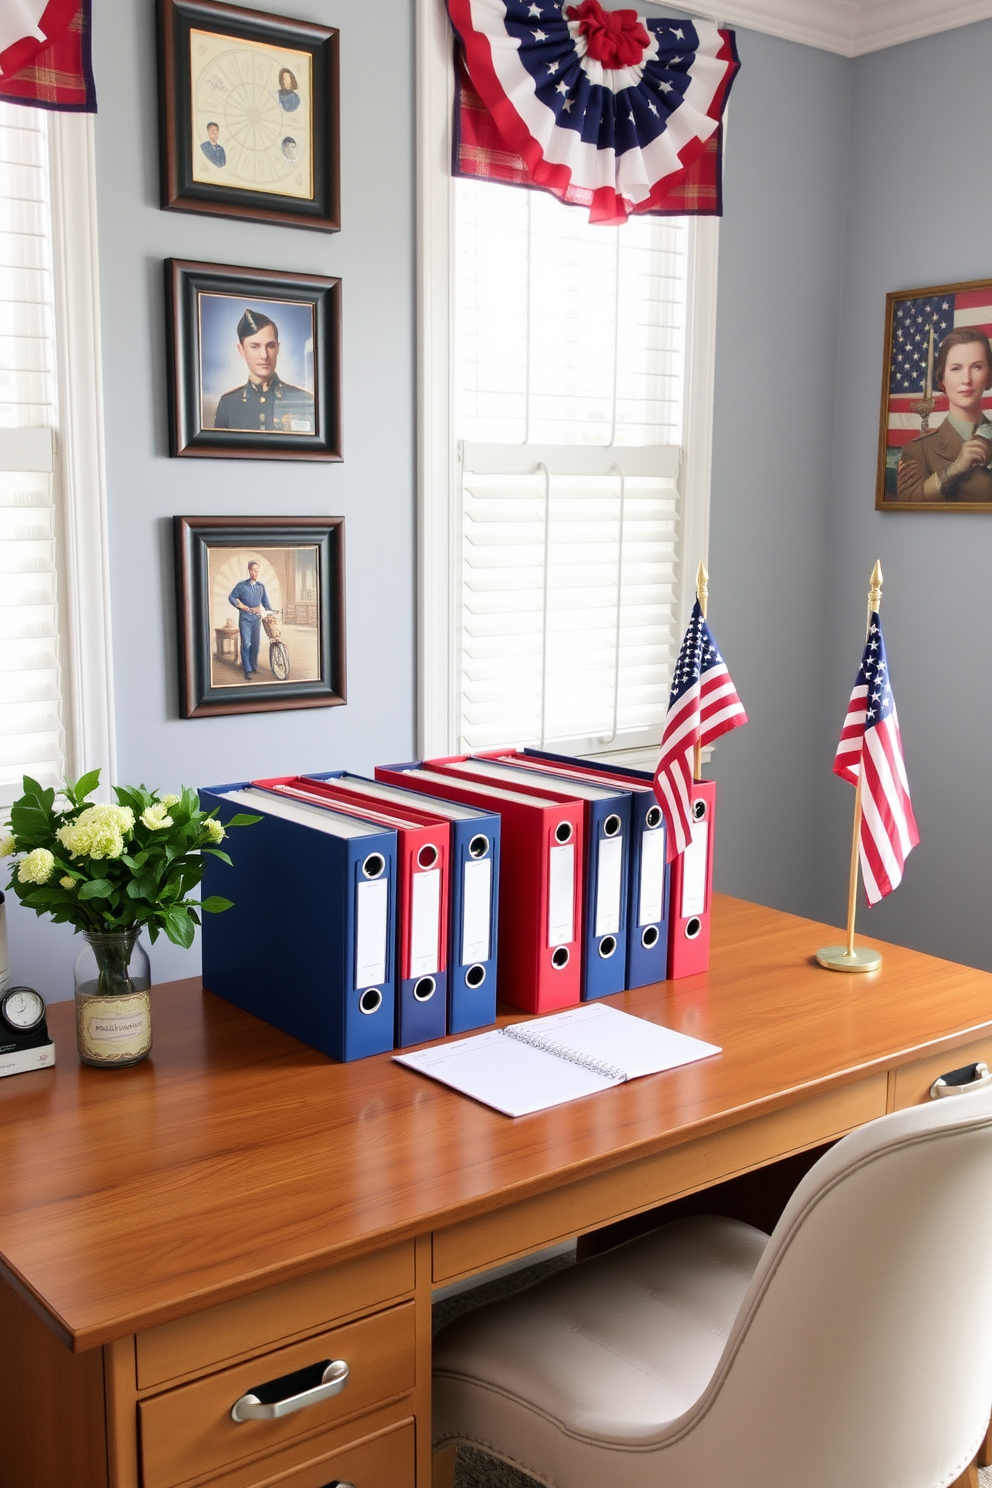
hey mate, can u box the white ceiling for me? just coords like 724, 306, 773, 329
690, 0, 992, 55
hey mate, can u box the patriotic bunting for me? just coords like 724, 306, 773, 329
654, 601, 747, 862
0, 1, 96, 113
446, 0, 738, 224
833, 613, 919, 905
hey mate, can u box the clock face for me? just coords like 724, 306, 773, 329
1, 987, 45, 1032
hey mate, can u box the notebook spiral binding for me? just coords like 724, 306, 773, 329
501, 1024, 627, 1083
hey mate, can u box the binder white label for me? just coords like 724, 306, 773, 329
594, 836, 623, 937
410, 868, 441, 976
355, 878, 389, 987
680, 822, 709, 918
462, 857, 492, 962
548, 843, 575, 946
639, 827, 666, 927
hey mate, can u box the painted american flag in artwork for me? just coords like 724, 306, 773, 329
888, 288, 992, 448
653, 601, 746, 862
834, 613, 919, 905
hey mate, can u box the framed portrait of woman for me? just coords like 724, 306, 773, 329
877, 278, 992, 511
158, 0, 339, 231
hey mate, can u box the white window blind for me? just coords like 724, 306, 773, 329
452, 178, 690, 755
0, 103, 66, 806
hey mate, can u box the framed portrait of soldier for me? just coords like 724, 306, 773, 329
167, 259, 341, 460
174, 515, 346, 718
877, 278, 992, 511
157, 0, 339, 231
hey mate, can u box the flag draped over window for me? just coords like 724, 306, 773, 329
833, 612, 919, 905
0, 1, 96, 113
654, 602, 747, 861
447, 0, 738, 224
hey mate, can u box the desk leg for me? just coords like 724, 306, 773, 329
416, 1233, 435, 1488
103, 1336, 139, 1488
432, 1447, 457, 1488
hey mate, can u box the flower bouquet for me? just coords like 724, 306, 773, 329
1, 771, 257, 1066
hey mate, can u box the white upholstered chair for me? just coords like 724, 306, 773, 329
433, 1087, 992, 1488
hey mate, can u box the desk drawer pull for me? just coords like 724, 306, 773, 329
930, 1062, 992, 1099
230, 1358, 349, 1423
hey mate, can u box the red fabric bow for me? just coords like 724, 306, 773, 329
566, 0, 650, 68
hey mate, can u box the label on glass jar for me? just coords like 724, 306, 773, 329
76, 990, 152, 1063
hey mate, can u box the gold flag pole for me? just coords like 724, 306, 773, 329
816, 561, 884, 974
693, 560, 708, 782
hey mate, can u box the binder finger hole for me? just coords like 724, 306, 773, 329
465, 963, 486, 988
551, 947, 570, 969
361, 853, 385, 880
598, 935, 617, 959
554, 822, 573, 844
685, 917, 702, 940
641, 925, 660, 949
692, 799, 707, 823
645, 806, 662, 829
469, 834, 489, 859
604, 815, 621, 838
359, 988, 382, 1015
417, 844, 438, 869
413, 976, 436, 1002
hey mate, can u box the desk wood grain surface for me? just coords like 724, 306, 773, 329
2, 895, 990, 1354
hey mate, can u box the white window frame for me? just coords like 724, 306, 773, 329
415, 0, 718, 762
0, 111, 115, 805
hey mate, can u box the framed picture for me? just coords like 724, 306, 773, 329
157, 0, 339, 231
174, 515, 346, 718
167, 259, 341, 460
876, 279, 992, 511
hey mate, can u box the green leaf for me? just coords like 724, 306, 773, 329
227, 813, 262, 828
162, 906, 195, 949
78, 878, 115, 900
201, 848, 233, 866
21, 775, 47, 801
73, 769, 102, 801
200, 896, 233, 913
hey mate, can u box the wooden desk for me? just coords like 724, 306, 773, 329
3, 895, 992, 1488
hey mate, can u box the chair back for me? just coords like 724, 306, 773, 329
681, 1086, 992, 1488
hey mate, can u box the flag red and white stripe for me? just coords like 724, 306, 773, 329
834, 612, 919, 904
654, 601, 746, 861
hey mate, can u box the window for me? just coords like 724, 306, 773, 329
0, 102, 114, 808
417, 0, 718, 762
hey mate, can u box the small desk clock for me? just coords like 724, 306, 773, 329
0, 986, 55, 1079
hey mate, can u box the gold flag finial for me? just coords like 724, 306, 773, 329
869, 560, 883, 614
696, 560, 709, 620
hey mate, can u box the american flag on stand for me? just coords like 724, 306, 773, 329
653, 601, 747, 862
834, 613, 919, 905
888, 288, 992, 449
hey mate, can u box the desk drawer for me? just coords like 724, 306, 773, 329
139, 1301, 415, 1488
137, 1243, 415, 1389
891, 1037, 992, 1110
193, 1414, 415, 1488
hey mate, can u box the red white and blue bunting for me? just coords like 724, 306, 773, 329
447, 0, 738, 223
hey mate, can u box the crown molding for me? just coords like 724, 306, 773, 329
688, 0, 992, 57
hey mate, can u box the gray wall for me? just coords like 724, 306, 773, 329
707, 32, 853, 920
6, 0, 416, 997
818, 20, 992, 968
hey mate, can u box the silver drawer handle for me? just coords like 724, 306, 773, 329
930, 1062, 992, 1099
231, 1358, 349, 1423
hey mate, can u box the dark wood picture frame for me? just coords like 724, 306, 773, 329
876, 277, 992, 511
167, 258, 342, 460
157, 0, 340, 231
174, 515, 346, 718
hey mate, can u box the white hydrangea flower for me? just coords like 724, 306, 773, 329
140, 802, 174, 831
18, 848, 55, 885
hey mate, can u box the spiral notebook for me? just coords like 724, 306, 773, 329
394, 1002, 721, 1117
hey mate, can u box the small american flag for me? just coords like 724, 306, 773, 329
654, 601, 747, 862
834, 612, 919, 904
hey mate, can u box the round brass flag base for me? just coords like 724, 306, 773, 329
815, 945, 883, 974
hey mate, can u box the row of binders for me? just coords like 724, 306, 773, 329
199, 751, 716, 1063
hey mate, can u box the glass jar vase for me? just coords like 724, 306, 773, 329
74, 929, 152, 1067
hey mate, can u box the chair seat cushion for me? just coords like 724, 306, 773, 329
433, 1215, 768, 1448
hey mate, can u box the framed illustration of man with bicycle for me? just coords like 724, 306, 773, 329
174, 516, 345, 718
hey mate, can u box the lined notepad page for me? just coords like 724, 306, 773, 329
395, 1003, 720, 1117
